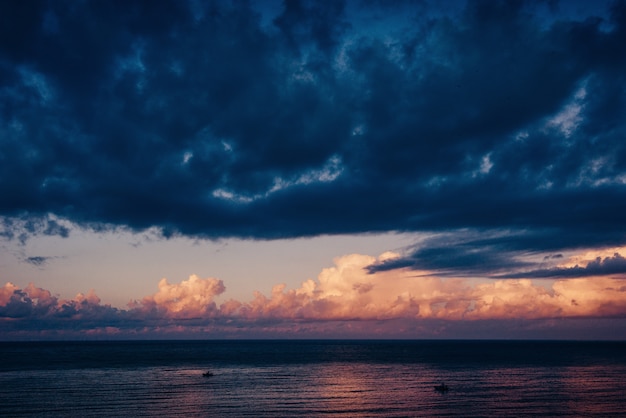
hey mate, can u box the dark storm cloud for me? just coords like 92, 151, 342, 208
1, 1, 625, 257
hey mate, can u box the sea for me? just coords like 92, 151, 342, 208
1, 340, 625, 417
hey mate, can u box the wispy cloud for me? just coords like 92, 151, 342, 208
23, 256, 50, 267
498, 253, 626, 279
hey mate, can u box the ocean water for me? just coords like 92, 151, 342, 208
1, 340, 625, 417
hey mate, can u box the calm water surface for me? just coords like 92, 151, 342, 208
1, 340, 625, 417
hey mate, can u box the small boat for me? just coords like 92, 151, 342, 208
434, 383, 449, 392
202, 371, 214, 377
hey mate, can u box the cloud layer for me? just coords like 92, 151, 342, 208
2, 1, 625, 339
2, 251, 625, 339
1, 0, 625, 257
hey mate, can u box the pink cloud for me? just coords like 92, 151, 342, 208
226, 253, 626, 321
1, 252, 626, 339
0, 281, 118, 322
129, 274, 225, 319
0, 282, 19, 305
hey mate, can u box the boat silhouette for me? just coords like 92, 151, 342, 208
434, 383, 449, 392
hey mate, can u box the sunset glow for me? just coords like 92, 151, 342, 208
3, 249, 625, 339
1, 0, 625, 340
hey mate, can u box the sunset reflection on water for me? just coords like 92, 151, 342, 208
3, 341, 626, 417
309, 363, 450, 415
560, 365, 626, 415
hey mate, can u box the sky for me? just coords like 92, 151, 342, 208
1, 0, 626, 340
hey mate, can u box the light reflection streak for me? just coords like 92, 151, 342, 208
561, 366, 626, 415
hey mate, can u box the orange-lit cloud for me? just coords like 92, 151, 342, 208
229, 253, 466, 320
226, 253, 626, 321
129, 275, 225, 319
560, 247, 626, 268
2, 251, 626, 339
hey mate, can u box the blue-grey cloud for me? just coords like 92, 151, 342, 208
23, 256, 50, 267
367, 230, 538, 276
1, 0, 625, 264
498, 253, 626, 279
368, 230, 626, 279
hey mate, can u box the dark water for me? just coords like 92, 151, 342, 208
1, 340, 625, 417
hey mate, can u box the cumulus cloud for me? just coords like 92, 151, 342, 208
230, 253, 626, 322
232, 253, 462, 320
0, 281, 120, 322
129, 274, 225, 319
2, 251, 626, 339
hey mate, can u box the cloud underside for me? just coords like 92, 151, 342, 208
2, 253, 625, 339
0, 0, 625, 255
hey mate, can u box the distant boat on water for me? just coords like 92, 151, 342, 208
434, 383, 449, 392
202, 371, 214, 377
